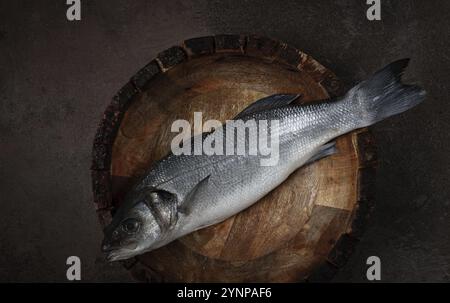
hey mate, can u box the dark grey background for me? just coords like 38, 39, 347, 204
0, 0, 449, 282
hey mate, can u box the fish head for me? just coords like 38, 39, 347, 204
102, 188, 177, 261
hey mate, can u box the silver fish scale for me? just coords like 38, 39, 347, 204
137, 99, 356, 233
103, 59, 426, 260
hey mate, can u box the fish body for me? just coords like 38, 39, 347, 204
102, 59, 425, 261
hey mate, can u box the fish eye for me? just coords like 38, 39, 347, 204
121, 218, 140, 234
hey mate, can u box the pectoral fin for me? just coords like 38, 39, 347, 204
178, 175, 210, 215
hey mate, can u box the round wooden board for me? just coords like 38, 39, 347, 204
91, 35, 377, 282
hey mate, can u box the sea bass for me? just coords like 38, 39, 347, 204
102, 59, 425, 261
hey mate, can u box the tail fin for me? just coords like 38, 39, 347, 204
345, 59, 426, 127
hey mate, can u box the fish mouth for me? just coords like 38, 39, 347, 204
105, 251, 127, 262
103, 243, 140, 262
104, 248, 137, 262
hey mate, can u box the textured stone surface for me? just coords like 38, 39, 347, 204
0, 0, 449, 282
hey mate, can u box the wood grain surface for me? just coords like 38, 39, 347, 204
91, 35, 377, 282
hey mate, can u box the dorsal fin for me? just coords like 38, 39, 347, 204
233, 94, 301, 120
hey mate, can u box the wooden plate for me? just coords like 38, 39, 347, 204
91, 35, 377, 282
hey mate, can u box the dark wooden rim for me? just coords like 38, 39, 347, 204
90, 35, 377, 282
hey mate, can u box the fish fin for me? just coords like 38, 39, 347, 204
178, 175, 210, 215
234, 94, 301, 119
304, 142, 338, 165
346, 58, 426, 127
178, 131, 212, 149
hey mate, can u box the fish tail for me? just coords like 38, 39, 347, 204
345, 59, 426, 127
